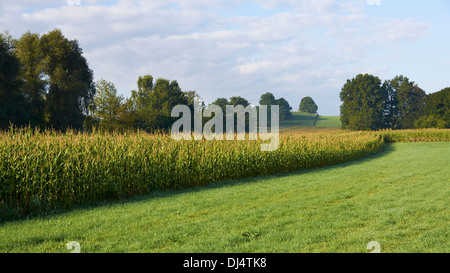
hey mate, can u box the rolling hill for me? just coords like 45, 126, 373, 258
281, 112, 342, 129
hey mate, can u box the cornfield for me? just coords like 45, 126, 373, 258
1, 127, 448, 221
380, 128, 450, 143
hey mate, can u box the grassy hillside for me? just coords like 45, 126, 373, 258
280, 112, 317, 128
281, 112, 341, 129
315, 116, 342, 127
1, 142, 448, 253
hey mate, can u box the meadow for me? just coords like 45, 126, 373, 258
315, 116, 342, 128
280, 112, 342, 129
280, 112, 318, 128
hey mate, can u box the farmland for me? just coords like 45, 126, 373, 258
280, 112, 342, 129
0, 127, 385, 221
0, 125, 449, 253
280, 112, 318, 128
0, 141, 448, 253
315, 116, 342, 128
1, 0, 449, 256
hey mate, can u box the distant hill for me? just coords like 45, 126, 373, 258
280, 112, 317, 128
315, 116, 342, 127
280, 112, 342, 129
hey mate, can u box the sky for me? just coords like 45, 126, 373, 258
1, 0, 449, 115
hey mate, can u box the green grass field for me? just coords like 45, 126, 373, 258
280, 112, 341, 129
280, 112, 317, 128
1, 142, 448, 253
315, 116, 342, 127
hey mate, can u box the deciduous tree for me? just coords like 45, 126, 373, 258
0, 32, 27, 128
340, 74, 387, 131
299, 96, 318, 114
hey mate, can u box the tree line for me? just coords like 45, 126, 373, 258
4, 29, 447, 133
340, 74, 450, 130
0, 29, 293, 133
89, 78, 293, 133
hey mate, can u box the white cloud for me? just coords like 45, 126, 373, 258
367, 0, 381, 6
0, 0, 432, 115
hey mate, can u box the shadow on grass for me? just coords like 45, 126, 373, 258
280, 112, 317, 128
1, 144, 396, 225
315, 116, 342, 128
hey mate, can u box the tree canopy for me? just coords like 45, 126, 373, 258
340, 74, 387, 131
0, 29, 96, 131
93, 79, 124, 131
0, 32, 27, 128
388, 75, 426, 129
415, 87, 450, 128
340, 74, 448, 130
299, 96, 318, 114
259, 92, 292, 122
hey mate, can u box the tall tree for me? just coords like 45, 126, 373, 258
211, 98, 229, 113
144, 78, 188, 130
134, 75, 153, 111
382, 80, 399, 129
14, 31, 47, 127
415, 87, 450, 128
299, 96, 318, 114
0, 32, 27, 128
390, 75, 426, 129
230, 96, 250, 107
40, 29, 95, 131
259, 92, 276, 125
259, 92, 276, 106
130, 75, 154, 130
93, 79, 124, 131
184, 90, 201, 106
340, 74, 387, 131
116, 96, 138, 131
276, 98, 293, 121
259, 92, 292, 122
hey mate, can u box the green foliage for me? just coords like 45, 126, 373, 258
230, 96, 250, 107
259, 92, 276, 106
146, 79, 188, 130
259, 92, 292, 122
126, 76, 189, 132
341, 74, 445, 130
415, 87, 450, 129
3, 29, 95, 131
276, 97, 293, 121
0, 32, 27, 128
388, 75, 426, 129
13, 31, 47, 127
210, 96, 252, 133
299, 96, 318, 114
340, 74, 387, 131
93, 79, 124, 131
40, 29, 95, 131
